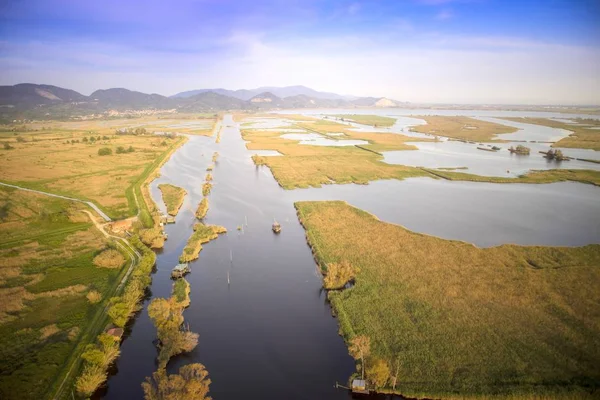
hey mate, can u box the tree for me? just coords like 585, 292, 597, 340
391, 357, 401, 390
349, 335, 371, 379
142, 363, 212, 400
367, 358, 390, 388
82, 137, 89, 143
98, 147, 112, 156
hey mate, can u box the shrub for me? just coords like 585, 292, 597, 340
98, 147, 112, 156
16, 136, 26, 142
323, 260, 356, 289
86, 290, 102, 304
3, 142, 14, 150
93, 248, 126, 269
116, 146, 126, 154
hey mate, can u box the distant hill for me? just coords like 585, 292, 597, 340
0, 83, 404, 119
178, 91, 246, 111
89, 88, 176, 109
0, 83, 88, 109
172, 85, 355, 101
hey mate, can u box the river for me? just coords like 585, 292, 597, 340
100, 114, 600, 399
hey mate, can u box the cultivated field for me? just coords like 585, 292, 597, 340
501, 117, 600, 150
0, 187, 129, 400
296, 201, 600, 399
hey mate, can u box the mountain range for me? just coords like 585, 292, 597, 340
0, 83, 403, 119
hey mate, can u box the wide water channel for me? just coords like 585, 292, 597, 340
101, 114, 600, 399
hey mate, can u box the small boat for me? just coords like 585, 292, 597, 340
272, 220, 281, 234
171, 263, 190, 279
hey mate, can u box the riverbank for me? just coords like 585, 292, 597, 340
295, 200, 600, 399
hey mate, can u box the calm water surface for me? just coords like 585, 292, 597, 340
101, 114, 600, 399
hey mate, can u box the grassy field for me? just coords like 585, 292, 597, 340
295, 201, 600, 398
329, 114, 397, 127
157, 184, 186, 216
410, 116, 519, 142
242, 116, 600, 189
0, 118, 190, 219
0, 186, 131, 400
501, 117, 600, 150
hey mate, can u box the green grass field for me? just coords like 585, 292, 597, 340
0, 187, 131, 400
295, 201, 600, 399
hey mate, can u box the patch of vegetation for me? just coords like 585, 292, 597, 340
195, 198, 209, 219
97, 147, 112, 156
295, 201, 600, 398
202, 182, 212, 196
147, 297, 199, 368
330, 114, 397, 127
93, 248, 126, 269
142, 363, 211, 400
410, 115, 518, 142
158, 184, 186, 216
179, 223, 226, 263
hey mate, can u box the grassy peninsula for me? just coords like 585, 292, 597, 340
295, 201, 600, 399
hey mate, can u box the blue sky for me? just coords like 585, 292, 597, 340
1, 0, 599, 104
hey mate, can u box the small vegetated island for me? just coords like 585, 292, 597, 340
244, 115, 600, 188
295, 200, 600, 398
329, 114, 397, 127
158, 183, 187, 216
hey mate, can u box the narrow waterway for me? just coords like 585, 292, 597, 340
101, 114, 600, 399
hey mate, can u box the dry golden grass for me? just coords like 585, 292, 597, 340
0, 118, 186, 218
241, 116, 431, 189
139, 228, 165, 249
39, 324, 60, 340
296, 201, 600, 398
93, 249, 125, 269
501, 117, 600, 150
86, 290, 102, 304
410, 115, 518, 142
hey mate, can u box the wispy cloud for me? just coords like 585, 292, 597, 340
435, 9, 454, 20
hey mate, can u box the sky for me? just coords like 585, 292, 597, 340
0, 0, 599, 104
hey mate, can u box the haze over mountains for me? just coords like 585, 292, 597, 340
0, 83, 401, 119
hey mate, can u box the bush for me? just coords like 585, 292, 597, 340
116, 146, 126, 154
86, 290, 102, 304
3, 142, 14, 150
16, 136, 26, 142
98, 147, 112, 156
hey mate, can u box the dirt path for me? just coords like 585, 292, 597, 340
0, 181, 112, 221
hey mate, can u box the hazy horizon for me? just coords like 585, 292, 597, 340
1, 0, 599, 105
